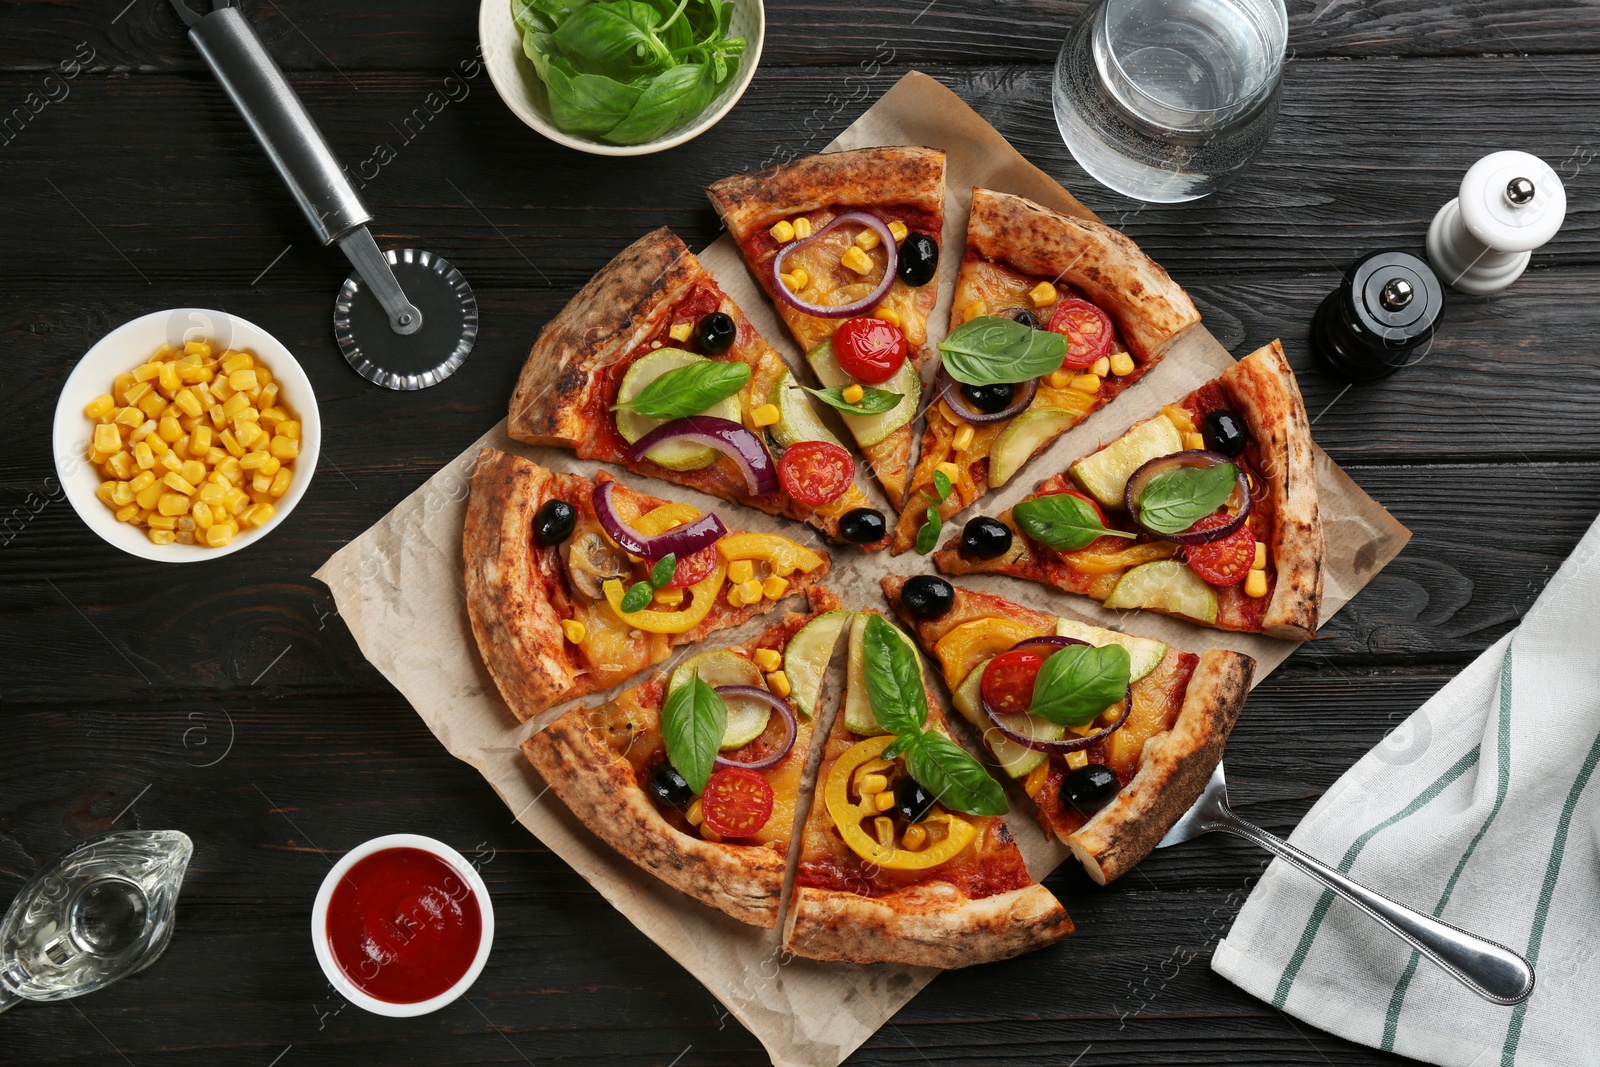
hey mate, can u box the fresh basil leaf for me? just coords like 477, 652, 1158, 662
802, 385, 903, 416
938, 316, 1067, 387
895, 730, 1008, 817
915, 505, 941, 555
1012, 494, 1137, 552
614, 358, 749, 419
1136, 462, 1239, 536
1027, 644, 1131, 727
660, 670, 726, 793
649, 553, 677, 588
542, 60, 642, 134
862, 614, 928, 736
620, 580, 654, 613
931, 469, 952, 503
552, 1, 670, 73
604, 62, 708, 144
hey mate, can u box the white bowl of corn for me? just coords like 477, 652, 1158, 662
52, 308, 320, 562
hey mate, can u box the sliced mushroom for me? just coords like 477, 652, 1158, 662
563, 529, 630, 601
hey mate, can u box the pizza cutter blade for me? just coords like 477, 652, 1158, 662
175, 0, 478, 390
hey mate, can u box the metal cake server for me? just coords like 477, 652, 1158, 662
1159, 761, 1535, 1005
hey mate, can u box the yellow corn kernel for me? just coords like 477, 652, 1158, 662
258, 405, 286, 430
188, 425, 212, 456
751, 403, 780, 429
207, 406, 227, 431
769, 219, 795, 243
841, 383, 865, 404
158, 362, 182, 393
137, 392, 167, 419
209, 375, 233, 402
221, 392, 251, 419
163, 472, 198, 496
109, 479, 134, 506
197, 482, 225, 507
93, 423, 122, 455
858, 773, 888, 796
753, 648, 782, 672
236, 504, 259, 528
124, 381, 153, 407
1029, 280, 1058, 306
1253, 542, 1268, 570
652, 586, 684, 607
204, 523, 233, 548
1091, 355, 1111, 377
240, 450, 270, 470
133, 361, 163, 383
269, 468, 291, 497
1109, 351, 1135, 377
1184, 432, 1206, 451
854, 227, 881, 251
739, 577, 764, 603
277, 420, 300, 440
148, 527, 176, 546
114, 405, 145, 428
1161, 404, 1196, 435
935, 461, 962, 485
251, 472, 273, 495
191, 501, 214, 530
229, 369, 258, 392
133, 441, 155, 470
220, 350, 252, 374
902, 823, 928, 851
727, 585, 747, 608
871, 306, 901, 328
952, 425, 975, 452
767, 668, 792, 699
147, 433, 170, 458
873, 791, 896, 812
888, 219, 909, 243
1245, 569, 1269, 599
179, 459, 205, 484
217, 456, 242, 483
257, 455, 281, 478
84, 394, 116, 419
729, 559, 755, 585
780, 268, 808, 292
152, 416, 179, 444
182, 340, 211, 359
219, 429, 244, 458
792, 216, 812, 239
129, 419, 159, 445
113, 372, 136, 401
129, 470, 156, 494
1047, 369, 1074, 389
222, 487, 250, 516
561, 618, 587, 645
107, 452, 136, 481
667, 321, 694, 343
1066, 749, 1090, 770
135, 483, 162, 510
147, 511, 177, 531
115, 503, 139, 523
173, 387, 203, 418
158, 491, 192, 516
1069, 374, 1102, 393
685, 798, 704, 826
840, 245, 874, 275
258, 383, 278, 409
961, 300, 987, 323
761, 575, 788, 601
95, 481, 118, 507
873, 816, 895, 849
244, 502, 275, 528
159, 451, 183, 474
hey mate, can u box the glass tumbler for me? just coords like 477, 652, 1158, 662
1052, 0, 1287, 202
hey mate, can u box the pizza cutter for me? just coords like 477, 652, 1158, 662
173, 0, 477, 390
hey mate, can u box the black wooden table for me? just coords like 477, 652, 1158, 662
4, 1, 1597, 1063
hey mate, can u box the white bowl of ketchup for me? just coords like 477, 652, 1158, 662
311, 834, 494, 1017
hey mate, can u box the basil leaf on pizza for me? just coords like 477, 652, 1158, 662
1013, 494, 1136, 552
649, 553, 677, 588
803, 384, 903, 416
1135, 462, 1238, 536
938, 316, 1067, 386
862, 613, 927, 736
888, 729, 1008, 817
915, 505, 941, 555
614, 358, 750, 419
1028, 643, 1131, 727
661, 670, 727, 793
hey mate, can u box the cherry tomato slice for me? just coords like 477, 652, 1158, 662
778, 440, 855, 507
1183, 515, 1257, 588
665, 544, 719, 589
700, 766, 775, 838
832, 317, 908, 384
980, 649, 1046, 716
1047, 297, 1115, 369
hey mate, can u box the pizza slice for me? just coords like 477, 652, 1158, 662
935, 340, 1322, 639
706, 147, 947, 509
893, 187, 1201, 553
464, 449, 830, 723
523, 591, 851, 928
508, 228, 889, 549
783, 609, 1073, 968
883, 576, 1253, 885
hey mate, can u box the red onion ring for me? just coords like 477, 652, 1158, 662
770, 211, 898, 319
627, 416, 780, 497
1123, 450, 1251, 546
981, 684, 1133, 754
1008, 635, 1088, 657
713, 685, 796, 771
591, 480, 727, 561
937, 366, 1039, 426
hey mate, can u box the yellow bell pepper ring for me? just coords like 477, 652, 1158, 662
716, 532, 825, 577
603, 557, 727, 634
825, 735, 976, 870
932, 616, 1050, 682
632, 503, 701, 536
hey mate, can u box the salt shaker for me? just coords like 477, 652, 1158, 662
1310, 251, 1445, 382
1425, 150, 1565, 295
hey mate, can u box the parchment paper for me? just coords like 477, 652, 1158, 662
314, 72, 1411, 1067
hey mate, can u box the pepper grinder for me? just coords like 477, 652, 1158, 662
1425, 150, 1565, 295
1310, 250, 1445, 382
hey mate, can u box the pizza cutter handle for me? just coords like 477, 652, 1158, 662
178, 1, 372, 246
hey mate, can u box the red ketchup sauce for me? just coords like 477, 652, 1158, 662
325, 847, 482, 1003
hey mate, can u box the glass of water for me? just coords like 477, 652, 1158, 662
1052, 0, 1287, 203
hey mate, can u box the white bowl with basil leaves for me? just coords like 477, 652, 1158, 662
483, 0, 763, 155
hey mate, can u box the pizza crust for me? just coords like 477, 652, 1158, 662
706, 146, 947, 238
964, 188, 1201, 360
1065, 649, 1253, 885
522, 708, 787, 929
784, 882, 1072, 969
1223, 340, 1323, 640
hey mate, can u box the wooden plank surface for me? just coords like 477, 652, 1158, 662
1, 1, 1592, 1064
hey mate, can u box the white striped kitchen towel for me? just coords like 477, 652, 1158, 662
1213, 511, 1600, 1066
